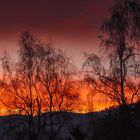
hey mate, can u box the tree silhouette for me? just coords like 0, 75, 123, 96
83, 0, 140, 108
0, 32, 80, 140
83, 1, 140, 139
34, 40, 80, 140
0, 33, 43, 140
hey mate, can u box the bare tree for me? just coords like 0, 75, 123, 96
0, 32, 80, 140
83, 1, 140, 140
33, 39, 80, 140
83, 0, 140, 107
0, 33, 43, 140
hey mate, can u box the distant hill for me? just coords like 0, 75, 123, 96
0, 102, 140, 140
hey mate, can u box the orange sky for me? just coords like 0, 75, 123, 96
0, 83, 116, 116
0, 0, 119, 115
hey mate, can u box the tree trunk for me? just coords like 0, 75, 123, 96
50, 94, 54, 140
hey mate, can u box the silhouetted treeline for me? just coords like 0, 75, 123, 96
0, 32, 81, 140
1, 0, 140, 140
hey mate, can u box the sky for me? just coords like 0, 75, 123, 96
0, 0, 115, 69
0, 0, 121, 114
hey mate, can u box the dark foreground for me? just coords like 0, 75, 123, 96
0, 102, 140, 140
